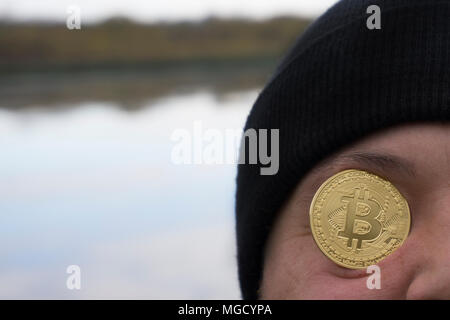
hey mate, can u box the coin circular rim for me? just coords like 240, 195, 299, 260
308, 169, 411, 269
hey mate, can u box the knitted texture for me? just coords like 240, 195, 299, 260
236, 0, 450, 300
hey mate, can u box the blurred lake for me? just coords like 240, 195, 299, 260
0, 13, 315, 299
0, 68, 261, 299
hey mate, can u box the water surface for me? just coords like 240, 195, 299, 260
0, 86, 256, 298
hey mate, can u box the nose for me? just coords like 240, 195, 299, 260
406, 188, 450, 299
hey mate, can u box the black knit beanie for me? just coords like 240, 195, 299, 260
236, 0, 450, 300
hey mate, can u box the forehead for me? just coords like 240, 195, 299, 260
318, 123, 450, 167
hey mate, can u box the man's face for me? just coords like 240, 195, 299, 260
260, 123, 450, 299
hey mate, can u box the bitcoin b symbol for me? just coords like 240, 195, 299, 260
338, 187, 383, 249
309, 169, 411, 268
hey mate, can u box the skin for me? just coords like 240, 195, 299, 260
260, 123, 450, 299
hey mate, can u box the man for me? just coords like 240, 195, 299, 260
235, 0, 450, 299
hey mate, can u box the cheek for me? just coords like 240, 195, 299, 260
261, 235, 414, 299
291, 274, 374, 299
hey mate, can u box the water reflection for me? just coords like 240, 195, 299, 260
0, 63, 269, 110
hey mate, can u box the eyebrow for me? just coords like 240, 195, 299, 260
332, 151, 416, 178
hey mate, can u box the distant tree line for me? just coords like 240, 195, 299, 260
0, 16, 312, 73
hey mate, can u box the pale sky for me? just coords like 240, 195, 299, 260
0, 0, 339, 23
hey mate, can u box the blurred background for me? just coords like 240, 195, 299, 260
0, 0, 337, 299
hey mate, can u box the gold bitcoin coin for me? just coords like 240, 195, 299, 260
309, 169, 410, 269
